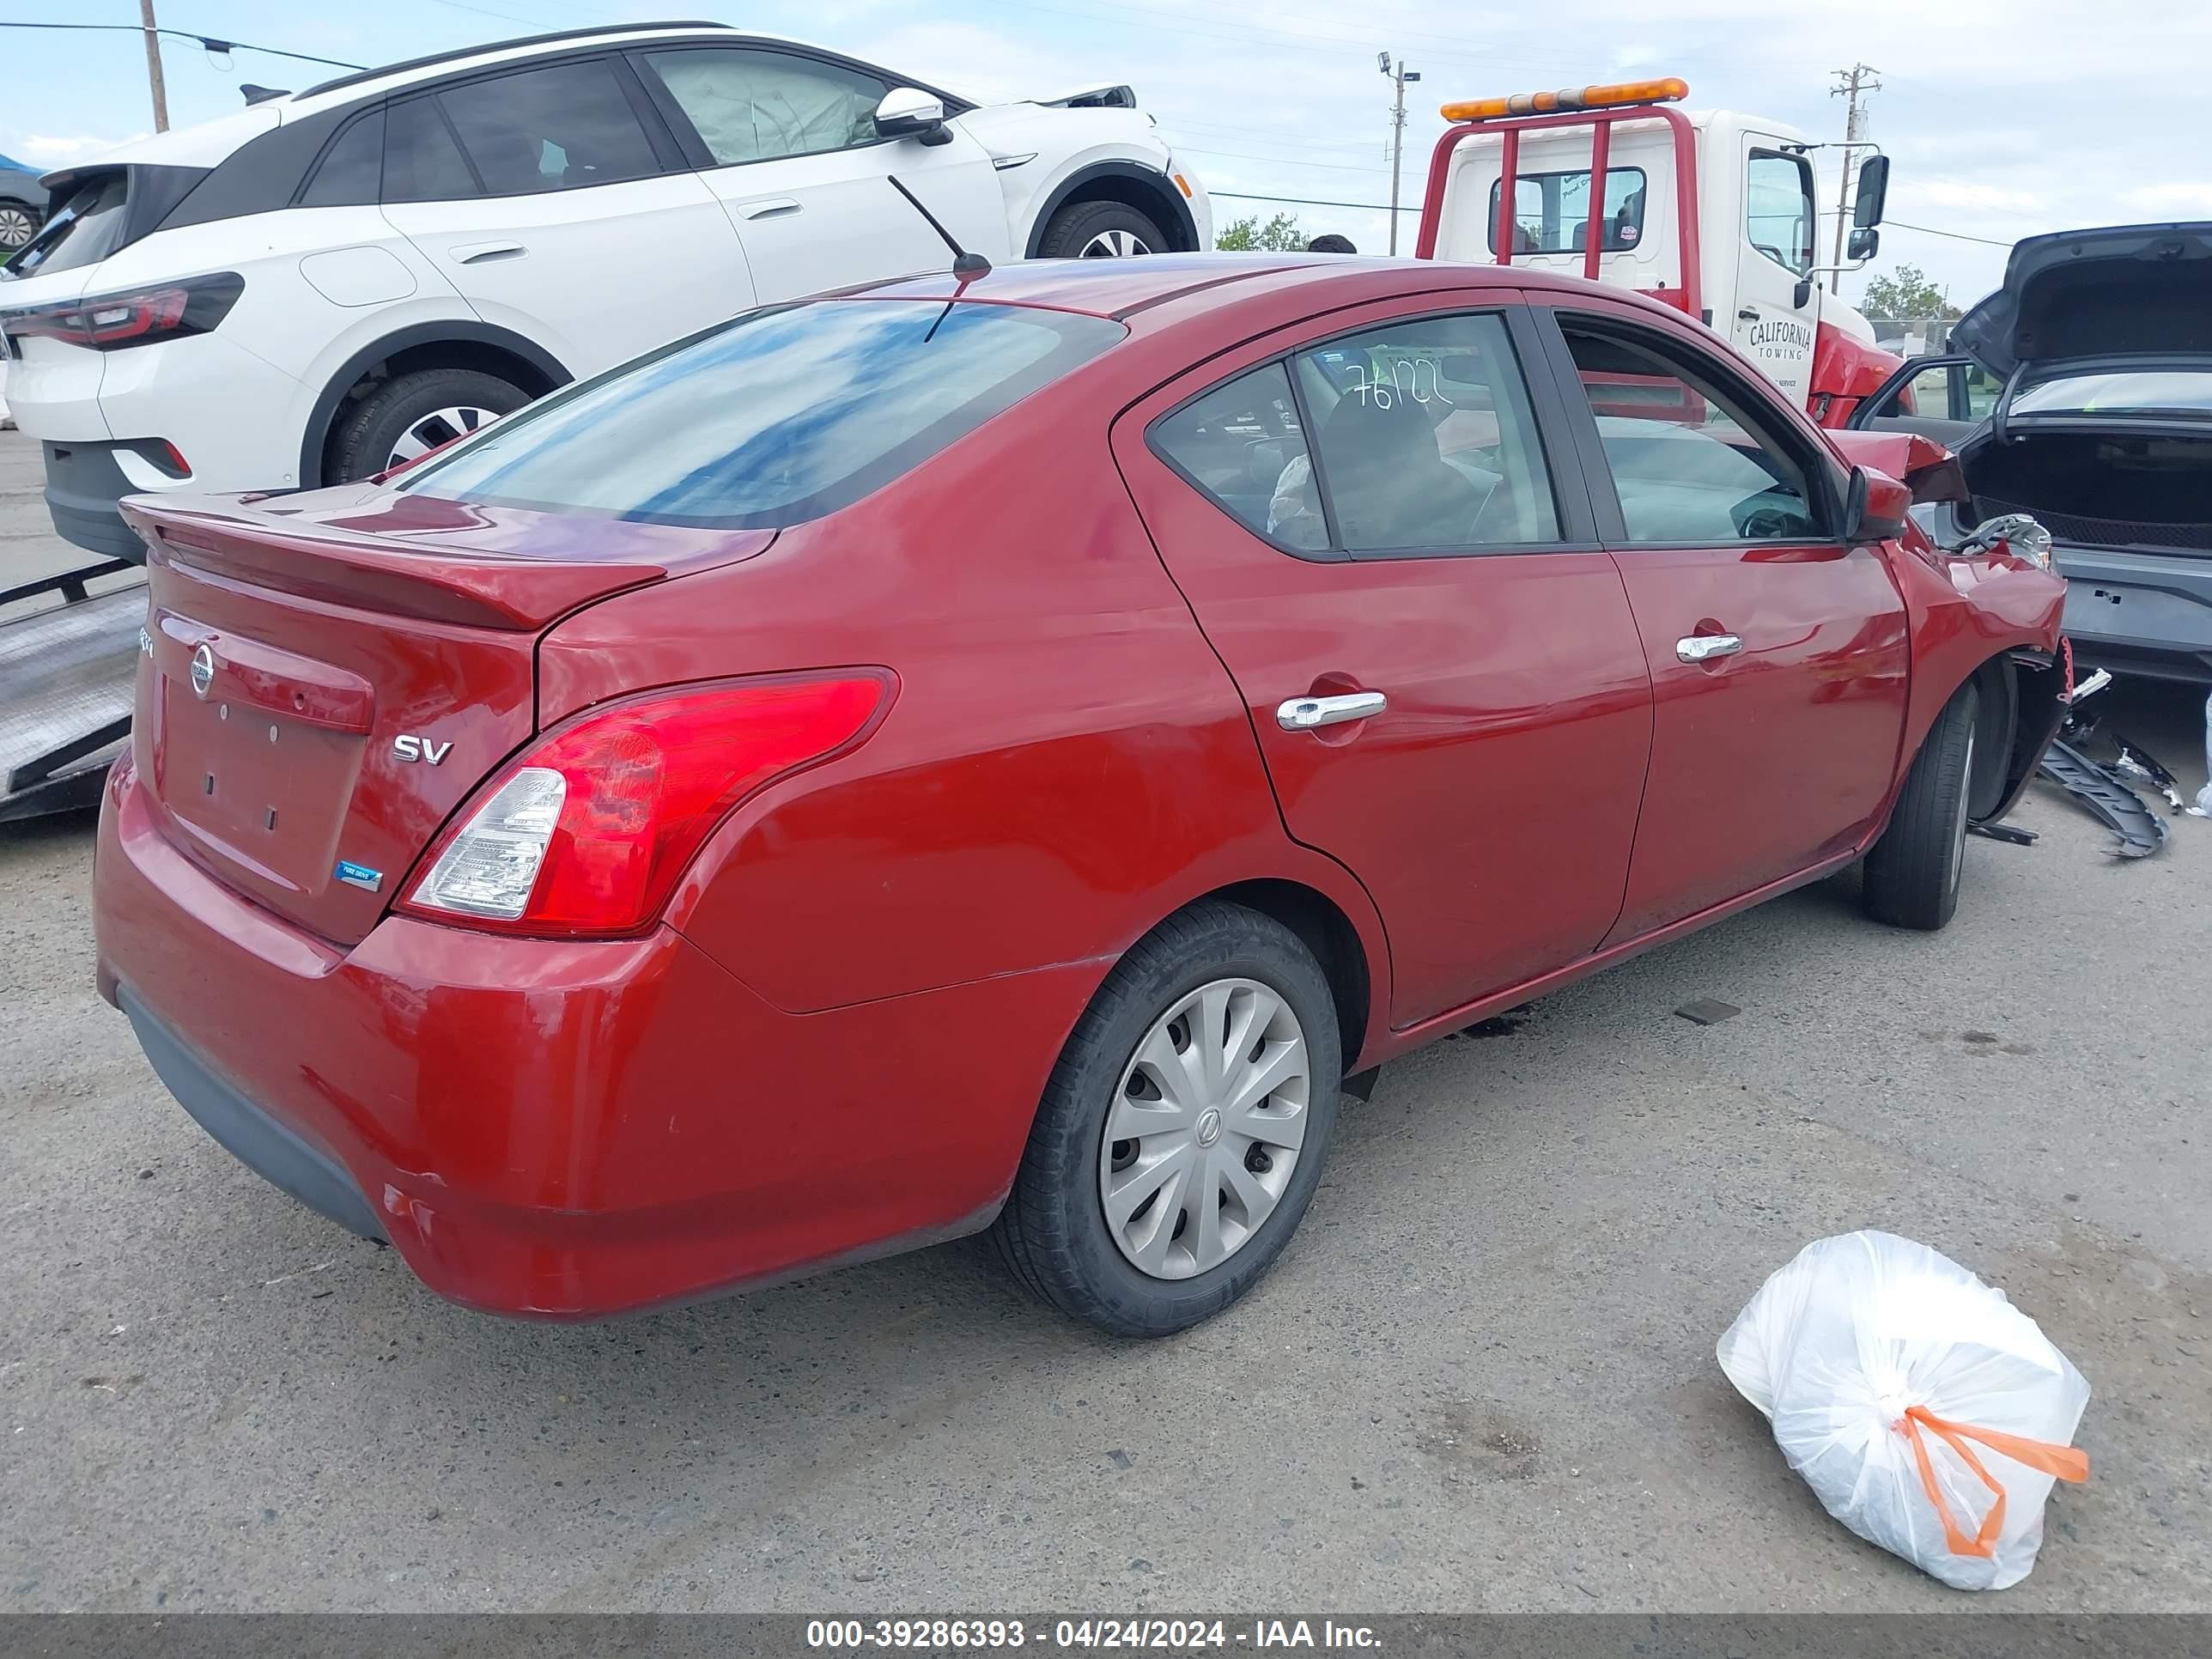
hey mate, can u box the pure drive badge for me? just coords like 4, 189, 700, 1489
334, 860, 384, 893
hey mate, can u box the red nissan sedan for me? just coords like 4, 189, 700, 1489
93, 254, 2068, 1336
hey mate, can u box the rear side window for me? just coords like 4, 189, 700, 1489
5, 173, 128, 276
1149, 363, 1322, 551
384, 99, 479, 203
401, 301, 1123, 528
1294, 313, 1559, 550
1560, 324, 1825, 543
437, 59, 662, 195
299, 109, 385, 208
646, 48, 888, 165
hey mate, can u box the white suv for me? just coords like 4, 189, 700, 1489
0, 21, 1210, 559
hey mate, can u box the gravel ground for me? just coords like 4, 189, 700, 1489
2, 428, 2208, 1613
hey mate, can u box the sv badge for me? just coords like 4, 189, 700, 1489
392, 735, 453, 765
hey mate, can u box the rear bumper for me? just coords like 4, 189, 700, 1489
94, 757, 1092, 1319
2057, 544, 2212, 683
41, 439, 149, 562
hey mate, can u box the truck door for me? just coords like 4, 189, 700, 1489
1731, 142, 1820, 405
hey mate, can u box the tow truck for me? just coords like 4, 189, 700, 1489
1413, 76, 1904, 426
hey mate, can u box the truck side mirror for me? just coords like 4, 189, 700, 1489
875, 88, 951, 146
1794, 276, 1814, 308
1843, 464, 1910, 544
1848, 227, 1881, 262
1852, 155, 1889, 228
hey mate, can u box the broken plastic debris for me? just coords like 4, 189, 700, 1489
2111, 734, 2186, 812
1717, 1231, 2090, 1590
2038, 739, 2167, 858
2065, 667, 2113, 706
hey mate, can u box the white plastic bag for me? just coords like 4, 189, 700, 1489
1717, 1231, 2090, 1589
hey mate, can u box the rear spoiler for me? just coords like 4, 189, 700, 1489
1037, 83, 1137, 110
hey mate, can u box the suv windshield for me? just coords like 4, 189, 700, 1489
4, 171, 129, 277
403, 300, 1124, 528
2012, 370, 2212, 418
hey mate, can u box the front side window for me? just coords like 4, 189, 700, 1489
646, 48, 889, 166
1149, 363, 1322, 551
402, 300, 1122, 528
1561, 324, 1825, 543
436, 59, 661, 196
1486, 167, 1646, 256
1295, 313, 1559, 552
1746, 150, 1816, 276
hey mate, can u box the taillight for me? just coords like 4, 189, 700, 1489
400, 672, 893, 939
3, 271, 244, 351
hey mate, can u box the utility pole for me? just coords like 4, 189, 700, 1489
1828, 63, 1880, 292
1380, 52, 1420, 256
138, 0, 171, 131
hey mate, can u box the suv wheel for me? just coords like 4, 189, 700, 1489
0, 201, 42, 252
1863, 682, 1979, 931
327, 368, 530, 483
991, 902, 1341, 1336
1037, 199, 1169, 259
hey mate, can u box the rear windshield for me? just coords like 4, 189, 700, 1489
4, 173, 128, 277
402, 300, 1125, 528
2012, 370, 2212, 418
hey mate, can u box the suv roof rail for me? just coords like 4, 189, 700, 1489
296, 20, 735, 100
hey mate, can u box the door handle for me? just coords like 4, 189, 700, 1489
741, 198, 803, 221
453, 241, 526, 264
1676, 633, 1744, 664
1277, 691, 1387, 731
1736, 307, 1761, 321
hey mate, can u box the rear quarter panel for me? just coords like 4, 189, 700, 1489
537, 365, 1390, 1030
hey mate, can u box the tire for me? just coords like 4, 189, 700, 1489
1036, 198, 1170, 259
0, 199, 42, 252
325, 367, 529, 483
992, 902, 1342, 1337
1863, 682, 1979, 931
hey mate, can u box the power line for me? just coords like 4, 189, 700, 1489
1213, 190, 1418, 215
0, 19, 363, 70
1887, 219, 2020, 248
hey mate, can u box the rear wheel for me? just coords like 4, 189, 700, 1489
992, 902, 1340, 1337
326, 367, 529, 483
1036, 199, 1169, 259
1863, 683, 1979, 931
0, 200, 42, 252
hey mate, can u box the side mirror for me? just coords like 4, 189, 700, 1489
1793, 276, 1814, 308
1843, 464, 1911, 544
874, 87, 950, 145
1847, 226, 1881, 262
1852, 155, 1889, 228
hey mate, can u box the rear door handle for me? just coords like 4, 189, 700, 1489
1277, 691, 1387, 731
454, 241, 526, 264
741, 198, 803, 221
1676, 634, 1744, 664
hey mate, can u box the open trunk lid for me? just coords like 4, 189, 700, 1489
121, 487, 771, 945
1953, 222, 2212, 380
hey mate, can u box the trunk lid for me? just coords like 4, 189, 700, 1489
1953, 222, 2212, 380
123, 487, 771, 945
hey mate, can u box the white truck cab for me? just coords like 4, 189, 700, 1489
1414, 78, 1903, 426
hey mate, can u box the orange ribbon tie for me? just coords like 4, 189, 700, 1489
1900, 1404, 2090, 1559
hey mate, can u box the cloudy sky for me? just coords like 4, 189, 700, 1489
3, 0, 2207, 310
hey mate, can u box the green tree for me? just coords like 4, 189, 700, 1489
1859, 264, 1959, 321
1216, 211, 1306, 252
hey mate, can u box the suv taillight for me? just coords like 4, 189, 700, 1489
400, 672, 894, 939
3, 271, 244, 350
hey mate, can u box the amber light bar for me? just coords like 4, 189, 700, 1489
1441, 77, 1688, 123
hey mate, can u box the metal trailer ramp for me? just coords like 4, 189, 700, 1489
1, 567, 144, 823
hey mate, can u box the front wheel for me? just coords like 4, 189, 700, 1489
1863, 682, 1979, 931
991, 902, 1341, 1336
1036, 199, 1169, 259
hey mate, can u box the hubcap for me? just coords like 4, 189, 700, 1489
0, 206, 34, 250
385, 404, 498, 472
1080, 228, 1153, 258
1099, 977, 1310, 1281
